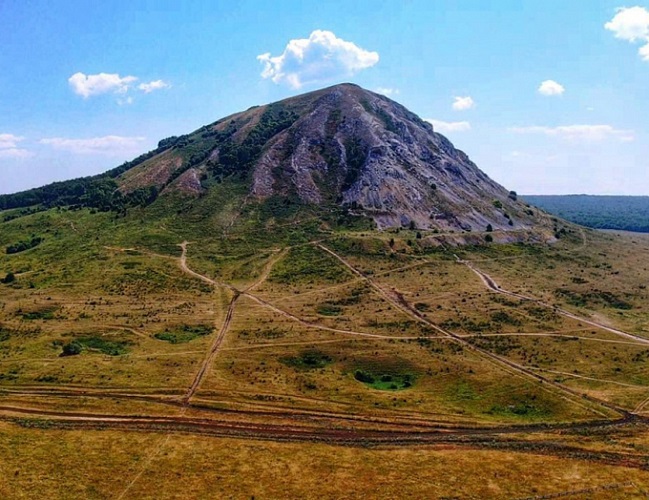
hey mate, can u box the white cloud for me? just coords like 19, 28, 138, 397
605, 6, 649, 41
640, 41, 649, 61
68, 72, 138, 98
538, 80, 565, 96
452, 96, 475, 111
424, 119, 471, 133
40, 136, 146, 155
0, 133, 24, 149
605, 7, 649, 61
257, 30, 379, 89
375, 87, 399, 97
138, 80, 171, 93
0, 133, 32, 158
509, 124, 634, 142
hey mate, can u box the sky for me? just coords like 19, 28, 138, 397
0, 0, 647, 195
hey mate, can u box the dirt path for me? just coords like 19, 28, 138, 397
245, 248, 288, 292
1, 405, 647, 471
529, 367, 648, 389
179, 241, 232, 290
182, 293, 238, 404
458, 331, 647, 346
634, 395, 649, 413
460, 258, 649, 347
104, 245, 176, 261
241, 292, 422, 340
317, 244, 625, 418
106, 325, 151, 340
317, 244, 451, 336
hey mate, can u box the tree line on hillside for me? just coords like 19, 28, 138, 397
0, 142, 170, 213
524, 195, 649, 233
0, 103, 299, 215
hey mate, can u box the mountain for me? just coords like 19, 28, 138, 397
1, 83, 549, 235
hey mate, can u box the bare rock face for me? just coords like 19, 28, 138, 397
243, 83, 533, 231
121, 83, 540, 232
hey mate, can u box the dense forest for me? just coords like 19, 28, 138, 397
525, 195, 649, 233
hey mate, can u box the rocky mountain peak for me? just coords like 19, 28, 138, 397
118, 83, 542, 233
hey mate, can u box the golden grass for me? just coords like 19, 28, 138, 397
1, 423, 648, 499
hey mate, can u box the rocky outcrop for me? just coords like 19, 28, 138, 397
243, 83, 536, 231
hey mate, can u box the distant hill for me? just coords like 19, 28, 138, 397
524, 195, 649, 233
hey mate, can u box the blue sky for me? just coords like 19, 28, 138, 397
0, 0, 647, 195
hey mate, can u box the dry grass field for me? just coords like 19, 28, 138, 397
1, 206, 649, 498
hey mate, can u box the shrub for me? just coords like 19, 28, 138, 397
61, 341, 82, 356
2, 272, 15, 284
354, 370, 375, 384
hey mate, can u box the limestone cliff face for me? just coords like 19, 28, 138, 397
123, 83, 538, 232
244, 83, 531, 231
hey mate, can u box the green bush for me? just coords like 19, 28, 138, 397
61, 341, 82, 356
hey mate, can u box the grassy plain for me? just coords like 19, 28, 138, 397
1, 201, 649, 498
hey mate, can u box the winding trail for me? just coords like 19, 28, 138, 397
459, 257, 649, 347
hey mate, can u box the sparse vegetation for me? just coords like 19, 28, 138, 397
154, 325, 212, 344
281, 350, 333, 370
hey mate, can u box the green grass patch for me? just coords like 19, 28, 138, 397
316, 304, 342, 316
269, 245, 352, 284
349, 357, 418, 391
20, 307, 58, 320
353, 370, 415, 391
555, 288, 633, 310
488, 398, 550, 418
154, 324, 213, 344
0, 327, 11, 342
75, 336, 131, 356
448, 380, 480, 401
281, 350, 333, 370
